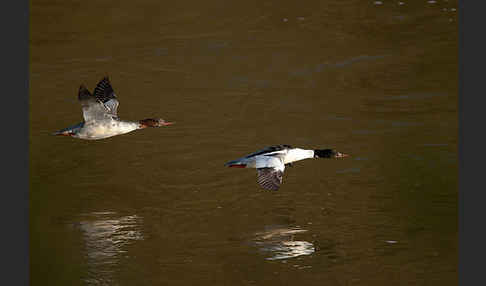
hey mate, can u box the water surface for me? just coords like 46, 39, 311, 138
30, 0, 457, 285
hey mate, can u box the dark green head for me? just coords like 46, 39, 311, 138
314, 149, 348, 158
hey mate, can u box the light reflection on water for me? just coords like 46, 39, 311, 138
30, 0, 457, 283
76, 212, 143, 284
253, 226, 315, 261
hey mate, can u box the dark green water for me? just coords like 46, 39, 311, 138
30, 0, 457, 285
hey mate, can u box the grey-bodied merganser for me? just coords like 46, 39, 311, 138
53, 77, 174, 140
224, 145, 348, 191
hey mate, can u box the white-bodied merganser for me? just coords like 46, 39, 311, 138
224, 145, 348, 191
53, 77, 174, 140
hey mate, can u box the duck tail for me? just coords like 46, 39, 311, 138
224, 160, 247, 168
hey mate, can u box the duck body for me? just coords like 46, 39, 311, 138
53, 77, 173, 140
62, 119, 140, 140
224, 145, 314, 169
225, 145, 348, 191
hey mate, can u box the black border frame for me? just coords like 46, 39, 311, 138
5, 0, 472, 285
459, 1, 484, 286
2, 0, 29, 285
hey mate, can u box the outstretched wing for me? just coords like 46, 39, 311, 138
256, 156, 285, 191
78, 84, 110, 123
78, 84, 93, 102
245, 144, 292, 158
93, 77, 119, 117
257, 167, 284, 191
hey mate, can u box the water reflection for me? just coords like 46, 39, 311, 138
253, 226, 315, 261
76, 212, 143, 284
30, 0, 457, 283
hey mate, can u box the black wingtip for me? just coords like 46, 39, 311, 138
101, 76, 112, 85
78, 84, 92, 101
95, 76, 111, 87
93, 76, 116, 103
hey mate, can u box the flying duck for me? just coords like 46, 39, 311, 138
224, 145, 348, 191
53, 77, 174, 140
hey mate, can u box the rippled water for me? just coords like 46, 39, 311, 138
30, 0, 457, 285
253, 226, 315, 261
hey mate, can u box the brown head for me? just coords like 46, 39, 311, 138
139, 118, 175, 128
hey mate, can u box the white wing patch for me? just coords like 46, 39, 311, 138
102, 98, 119, 117
255, 156, 285, 170
82, 101, 113, 123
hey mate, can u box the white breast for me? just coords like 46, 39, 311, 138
76, 120, 139, 140
283, 148, 314, 164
